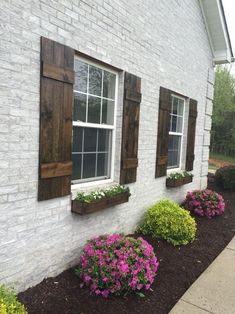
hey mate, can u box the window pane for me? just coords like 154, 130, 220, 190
98, 129, 111, 152
74, 60, 88, 93
73, 93, 86, 122
168, 135, 181, 168
103, 71, 116, 99
171, 115, 177, 132
176, 116, 183, 133
97, 153, 109, 177
87, 96, 101, 124
102, 99, 114, 125
72, 154, 82, 180
72, 127, 83, 152
178, 99, 184, 116
89, 65, 102, 96
84, 128, 97, 152
83, 153, 96, 178
172, 97, 178, 115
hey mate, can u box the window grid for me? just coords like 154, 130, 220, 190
85, 65, 89, 122
81, 128, 85, 179
73, 90, 115, 102
72, 128, 112, 183
167, 95, 185, 169
95, 129, 99, 177
72, 58, 117, 184
100, 70, 104, 124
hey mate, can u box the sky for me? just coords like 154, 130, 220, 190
222, 0, 235, 73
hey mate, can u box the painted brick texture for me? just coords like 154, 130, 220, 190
0, 0, 214, 291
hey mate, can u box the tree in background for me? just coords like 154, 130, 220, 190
211, 66, 235, 156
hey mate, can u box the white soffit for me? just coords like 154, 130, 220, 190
199, 0, 234, 64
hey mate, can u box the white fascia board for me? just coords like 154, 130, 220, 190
199, 0, 233, 64
198, 0, 215, 58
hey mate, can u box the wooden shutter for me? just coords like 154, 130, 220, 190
155, 87, 171, 178
185, 98, 198, 171
120, 72, 141, 184
38, 37, 75, 201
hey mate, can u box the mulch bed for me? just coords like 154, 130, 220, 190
209, 158, 235, 168
18, 179, 235, 314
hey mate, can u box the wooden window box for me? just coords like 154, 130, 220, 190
166, 176, 193, 188
71, 192, 130, 215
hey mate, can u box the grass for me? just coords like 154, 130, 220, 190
208, 164, 219, 171
209, 152, 235, 164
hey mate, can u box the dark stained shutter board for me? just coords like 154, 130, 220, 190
120, 72, 141, 184
155, 87, 171, 178
38, 37, 74, 201
185, 98, 198, 171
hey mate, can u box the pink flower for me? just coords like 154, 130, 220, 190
118, 261, 129, 274
95, 289, 101, 295
83, 275, 91, 283
76, 234, 159, 297
101, 290, 109, 298
182, 189, 225, 218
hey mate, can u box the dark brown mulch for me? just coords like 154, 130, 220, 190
18, 180, 235, 314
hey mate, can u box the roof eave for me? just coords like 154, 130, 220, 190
199, 0, 234, 64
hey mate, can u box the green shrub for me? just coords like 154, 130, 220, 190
215, 166, 235, 191
0, 285, 27, 314
138, 199, 197, 246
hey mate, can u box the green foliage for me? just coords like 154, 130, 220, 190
75, 185, 130, 203
167, 171, 193, 180
215, 166, 235, 191
0, 285, 27, 314
211, 66, 235, 156
138, 199, 196, 246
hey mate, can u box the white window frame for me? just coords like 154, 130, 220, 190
71, 55, 118, 189
167, 94, 185, 172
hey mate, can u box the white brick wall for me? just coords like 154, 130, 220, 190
200, 68, 215, 187
0, 0, 214, 292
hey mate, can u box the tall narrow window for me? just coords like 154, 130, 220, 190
167, 95, 185, 169
72, 58, 117, 184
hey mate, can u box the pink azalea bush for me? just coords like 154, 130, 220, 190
182, 189, 225, 218
76, 234, 159, 297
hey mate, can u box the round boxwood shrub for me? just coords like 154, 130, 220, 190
0, 285, 27, 314
138, 199, 196, 246
215, 166, 235, 191
182, 189, 225, 218
76, 234, 159, 297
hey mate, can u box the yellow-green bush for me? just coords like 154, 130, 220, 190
138, 199, 197, 246
0, 285, 27, 314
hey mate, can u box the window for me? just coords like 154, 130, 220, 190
167, 95, 185, 169
72, 58, 117, 184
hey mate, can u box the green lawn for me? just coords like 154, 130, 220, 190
209, 152, 235, 164
208, 164, 219, 171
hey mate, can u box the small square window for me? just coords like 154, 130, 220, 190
87, 96, 101, 124
102, 99, 114, 125
73, 93, 86, 122
89, 65, 102, 96
74, 60, 88, 93
103, 71, 116, 99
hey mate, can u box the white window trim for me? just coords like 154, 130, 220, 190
167, 94, 185, 173
72, 55, 119, 190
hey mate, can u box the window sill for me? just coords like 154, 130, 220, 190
166, 176, 193, 188
71, 179, 115, 198
167, 167, 181, 174
71, 191, 130, 215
